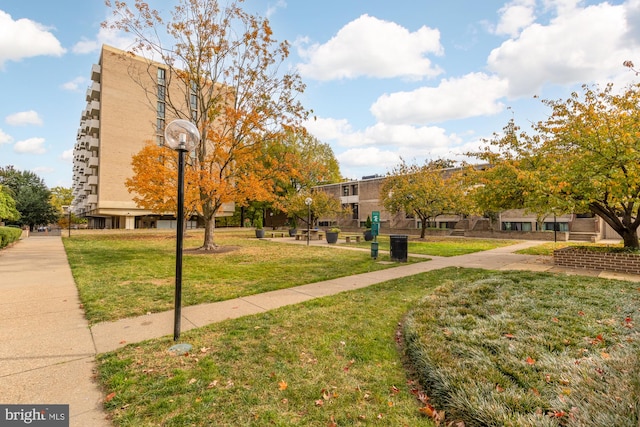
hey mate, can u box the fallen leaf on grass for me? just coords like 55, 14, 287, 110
526, 356, 536, 365
105, 392, 116, 403
278, 380, 288, 391
419, 403, 445, 424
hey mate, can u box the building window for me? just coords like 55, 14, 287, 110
502, 222, 532, 231
190, 80, 198, 122
351, 184, 358, 196
540, 222, 569, 232
342, 185, 349, 196
157, 68, 167, 143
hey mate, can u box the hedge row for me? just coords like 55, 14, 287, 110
0, 226, 22, 248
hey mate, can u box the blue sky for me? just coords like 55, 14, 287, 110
0, 0, 638, 188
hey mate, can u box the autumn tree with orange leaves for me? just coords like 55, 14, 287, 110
472, 83, 640, 249
106, 0, 309, 249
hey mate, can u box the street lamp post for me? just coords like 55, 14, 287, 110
305, 197, 312, 246
164, 119, 200, 341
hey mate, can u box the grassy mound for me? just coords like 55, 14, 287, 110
401, 271, 640, 426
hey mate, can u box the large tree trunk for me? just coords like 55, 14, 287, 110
200, 201, 218, 250
590, 202, 640, 249
619, 228, 640, 250
419, 215, 427, 239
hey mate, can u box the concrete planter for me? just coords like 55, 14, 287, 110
326, 231, 339, 244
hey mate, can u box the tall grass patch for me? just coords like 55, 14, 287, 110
402, 270, 640, 426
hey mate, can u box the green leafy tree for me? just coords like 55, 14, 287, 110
0, 184, 20, 222
467, 119, 563, 229
266, 129, 342, 218
381, 159, 468, 238
49, 186, 73, 212
473, 83, 640, 249
283, 190, 346, 229
0, 166, 58, 229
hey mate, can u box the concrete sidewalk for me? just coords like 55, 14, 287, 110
2, 236, 639, 427
0, 236, 110, 427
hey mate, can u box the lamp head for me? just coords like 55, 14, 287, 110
164, 119, 200, 152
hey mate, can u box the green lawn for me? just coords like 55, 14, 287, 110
346, 235, 519, 257
97, 268, 640, 426
63, 230, 523, 324
63, 229, 427, 323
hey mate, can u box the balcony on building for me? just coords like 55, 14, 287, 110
85, 119, 100, 134
88, 175, 98, 186
87, 136, 99, 150
91, 64, 101, 82
86, 82, 101, 102
88, 100, 100, 116
87, 194, 98, 204
88, 156, 99, 168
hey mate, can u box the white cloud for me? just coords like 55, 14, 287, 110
297, 14, 443, 81
265, 0, 287, 19
6, 110, 43, 126
306, 113, 460, 155
14, 137, 46, 154
488, 2, 632, 97
60, 149, 74, 162
493, 0, 537, 38
338, 147, 400, 171
72, 17, 136, 54
304, 117, 354, 141
61, 76, 88, 92
0, 128, 13, 145
33, 166, 54, 175
371, 73, 509, 125
0, 10, 66, 69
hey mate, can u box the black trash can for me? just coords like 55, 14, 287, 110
389, 235, 408, 262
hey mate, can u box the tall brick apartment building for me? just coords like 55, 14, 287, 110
71, 45, 232, 229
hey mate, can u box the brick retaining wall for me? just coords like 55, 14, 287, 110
554, 247, 640, 275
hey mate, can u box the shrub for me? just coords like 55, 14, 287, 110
0, 226, 22, 248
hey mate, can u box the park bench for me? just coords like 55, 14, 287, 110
344, 235, 361, 243
268, 231, 286, 238
295, 230, 325, 240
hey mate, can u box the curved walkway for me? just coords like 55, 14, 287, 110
1, 236, 639, 426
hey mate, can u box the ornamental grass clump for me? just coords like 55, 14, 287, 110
401, 271, 640, 426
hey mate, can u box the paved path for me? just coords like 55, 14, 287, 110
0, 236, 110, 427
1, 235, 639, 426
